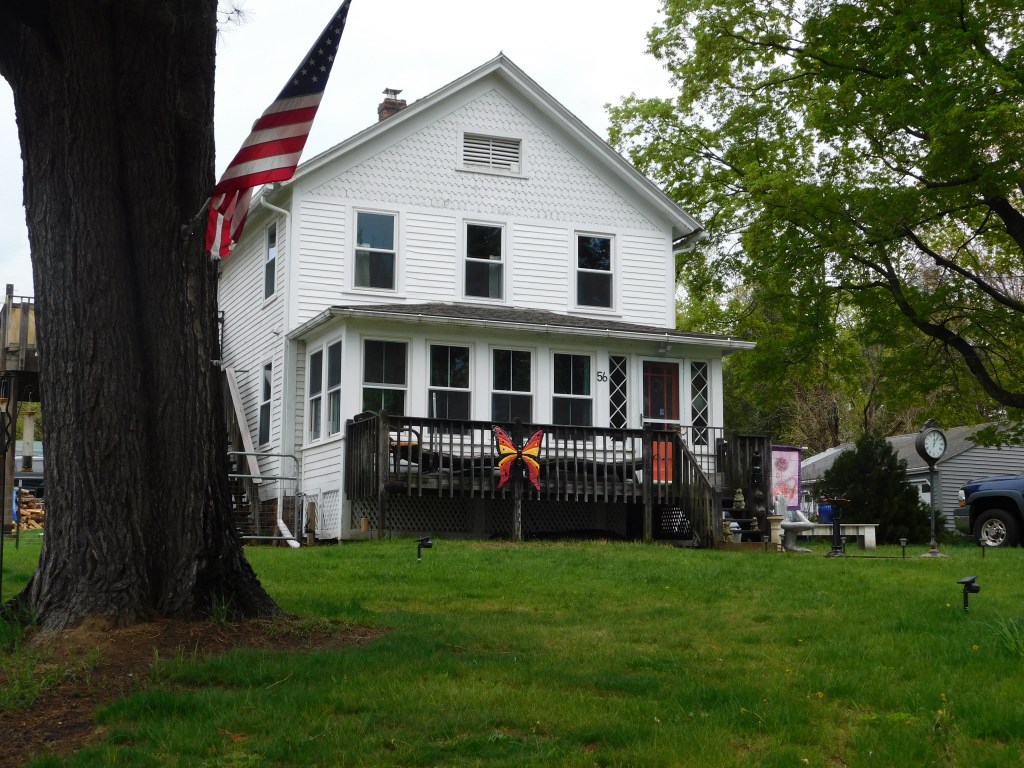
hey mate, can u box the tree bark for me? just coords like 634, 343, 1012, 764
0, 1, 280, 628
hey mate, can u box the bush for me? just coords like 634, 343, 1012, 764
817, 432, 931, 544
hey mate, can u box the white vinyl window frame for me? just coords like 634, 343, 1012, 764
463, 221, 505, 301
574, 233, 616, 311
264, 222, 278, 300
428, 342, 472, 420
258, 361, 273, 446
490, 347, 533, 423
307, 339, 343, 443
361, 338, 409, 415
353, 209, 398, 292
458, 129, 524, 176
551, 352, 594, 427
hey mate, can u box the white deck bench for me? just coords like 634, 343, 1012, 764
802, 523, 878, 550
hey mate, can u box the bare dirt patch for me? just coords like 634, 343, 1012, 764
0, 616, 384, 767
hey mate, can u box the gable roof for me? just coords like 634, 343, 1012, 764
801, 425, 986, 483
289, 301, 755, 353
264, 53, 703, 242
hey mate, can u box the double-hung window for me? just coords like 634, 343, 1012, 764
308, 340, 342, 441
355, 211, 396, 290
264, 223, 278, 300
258, 362, 272, 446
362, 340, 407, 414
552, 353, 592, 426
465, 223, 503, 299
576, 234, 613, 309
429, 344, 471, 420
491, 348, 532, 422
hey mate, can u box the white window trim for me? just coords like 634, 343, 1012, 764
457, 129, 526, 177
574, 232, 617, 312
551, 351, 595, 426
263, 222, 278, 303
352, 209, 400, 294
490, 346, 534, 422
258, 360, 273, 447
305, 338, 344, 445
427, 341, 473, 419
462, 220, 507, 303
361, 337, 409, 414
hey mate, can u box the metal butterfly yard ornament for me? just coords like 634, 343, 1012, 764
493, 425, 544, 491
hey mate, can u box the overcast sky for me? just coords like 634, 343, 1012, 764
0, 0, 674, 296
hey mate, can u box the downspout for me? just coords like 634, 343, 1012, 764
252, 195, 301, 548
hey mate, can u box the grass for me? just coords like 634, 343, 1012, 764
5, 534, 1024, 766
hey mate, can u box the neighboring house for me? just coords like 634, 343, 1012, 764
801, 425, 1024, 530
218, 54, 757, 543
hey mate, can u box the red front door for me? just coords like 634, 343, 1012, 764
643, 362, 680, 481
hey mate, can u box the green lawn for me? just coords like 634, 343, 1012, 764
4, 534, 1024, 767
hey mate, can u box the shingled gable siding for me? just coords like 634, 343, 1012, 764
296, 198, 347, 326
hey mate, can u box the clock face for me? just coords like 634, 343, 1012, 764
924, 429, 946, 459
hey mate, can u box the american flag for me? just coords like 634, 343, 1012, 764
206, 0, 352, 258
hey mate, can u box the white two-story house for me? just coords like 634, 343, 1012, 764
218, 54, 757, 545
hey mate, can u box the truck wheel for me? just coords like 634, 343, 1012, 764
973, 509, 1020, 548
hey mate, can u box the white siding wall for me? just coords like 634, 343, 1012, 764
219, 214, 289, 478
620, 232, 676, 327
510, 223, 569, 310
295, 198, 346, 326
405, 212, 458, 302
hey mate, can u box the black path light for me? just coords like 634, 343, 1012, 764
417, 536, 432, 561
958, 576, 981, 611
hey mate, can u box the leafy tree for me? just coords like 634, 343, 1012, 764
0, 3, 279, 628
816, 432, 930, 543
612, 0, 1024, 419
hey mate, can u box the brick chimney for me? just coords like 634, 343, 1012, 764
377, 87, 407, 122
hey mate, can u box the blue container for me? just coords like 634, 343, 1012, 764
818, 502, 832, 524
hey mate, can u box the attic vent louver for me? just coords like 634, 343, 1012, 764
462, 133, 521, 174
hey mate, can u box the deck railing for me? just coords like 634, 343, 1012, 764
344, 413, 739, 545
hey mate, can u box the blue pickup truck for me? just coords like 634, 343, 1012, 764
957, 473, 1024, 547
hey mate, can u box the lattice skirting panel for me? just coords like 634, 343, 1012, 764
355, 496, 632, 539
316, 490, 342, 539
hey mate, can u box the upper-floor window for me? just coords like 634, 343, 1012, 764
462, 133, 521, 174
465, 223, 503, 300
429, 344, 471, 420
491, 348, 532, 423
264, 223, 278, 300
308, 340, 343, 441
362, 339, 407, 414
258, 361, 273, 446
552, 353, 593, 426
355, 211, 396, 290
576, 234, 613, 309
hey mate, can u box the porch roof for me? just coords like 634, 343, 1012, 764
289, 302, 755, 353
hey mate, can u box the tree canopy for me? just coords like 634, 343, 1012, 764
611, 0, 1024, 439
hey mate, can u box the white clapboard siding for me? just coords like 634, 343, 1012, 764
620, 232, 673, 327
296, 198, 347, 326
219, 216, 289, 478
404, 212, 458, 301
510, 223, 570, 310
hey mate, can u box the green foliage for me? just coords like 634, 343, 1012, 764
817, 432, 931, 543
613, 0, 1024, 434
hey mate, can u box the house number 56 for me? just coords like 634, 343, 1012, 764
596, 371, 608, 382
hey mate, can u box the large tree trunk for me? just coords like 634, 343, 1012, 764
0, 2, 280, 628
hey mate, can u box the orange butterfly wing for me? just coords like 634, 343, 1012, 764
521, 429, 544, 490
493, 426, 518, 488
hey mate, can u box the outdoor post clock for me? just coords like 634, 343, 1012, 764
915, 420, 947, 465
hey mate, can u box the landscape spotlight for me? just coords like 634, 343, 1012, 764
957, 576, 981, 611
417, 536, 433, 561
